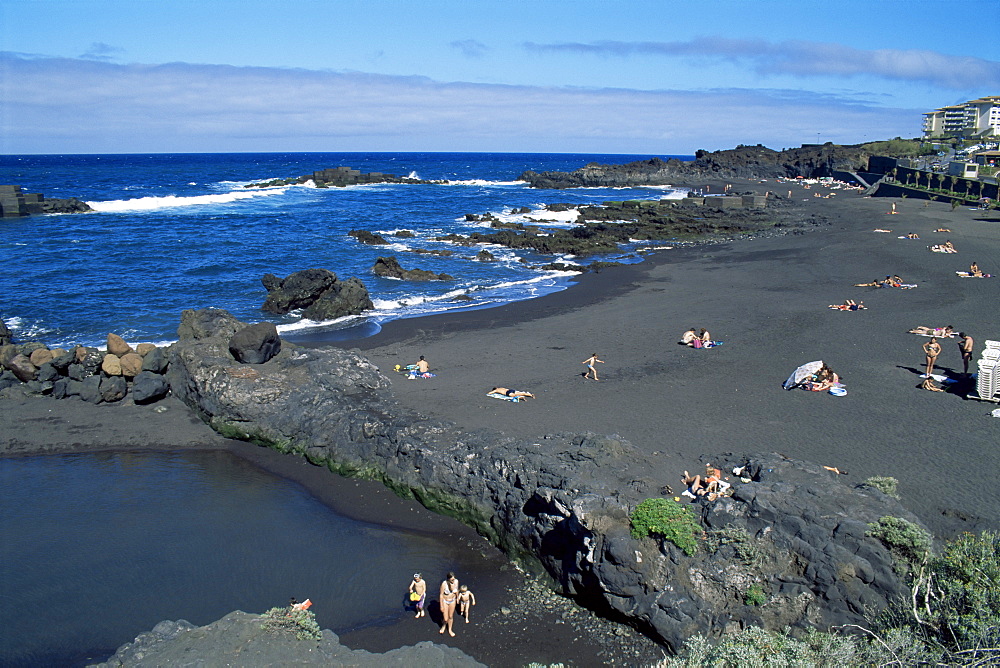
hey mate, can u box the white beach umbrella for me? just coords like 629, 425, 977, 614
783, 360, 824, 390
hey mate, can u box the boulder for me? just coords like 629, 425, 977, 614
29, 347, 53, 367
136, 342, 157, 357
177, 309, 245, 342
229, 322, 281, 364
50, 349, 76, 371
101, 354, 123, 376
0, 370, 20, 391
51, 377, 82, 399
6, 354, 37, 382
141, 347, 169, 374
372, 256, 454, 281
107, 333, 133, 357
0, 318, 11, 345
132, 371, 169, 404
119, 352, 144, 378
476, 250, 496, 262
261, 269, 373, 320
36, 362, 60, 383
99, 375, 127, 403
79, 375, 103, 404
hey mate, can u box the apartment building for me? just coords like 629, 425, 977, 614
923, 96, 1000, 139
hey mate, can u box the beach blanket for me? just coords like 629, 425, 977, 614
956, 271, 992, 278
910, 330, 956, 338
930, 247, 957, 253
487, 392, 522, 402
406, 372, 436, 379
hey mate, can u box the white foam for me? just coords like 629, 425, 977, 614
87, 187, 288, 212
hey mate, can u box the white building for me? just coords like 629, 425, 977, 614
923, 96, 1000, 139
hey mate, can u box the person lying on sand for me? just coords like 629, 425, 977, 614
930, 240, 957, 253
904, 233, 920, 239
909, 325, 954, 338
829, 300, 865, 311
935, 228, 951, 233
854, 279, 883, 287
489, 387, 534, 399
873, 228, 892, 233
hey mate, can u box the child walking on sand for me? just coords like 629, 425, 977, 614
458, 584, 476, 623
582, 353, 604, 380
408, 573, 426, 618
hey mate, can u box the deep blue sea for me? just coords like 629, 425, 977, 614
1, 152, 691, 348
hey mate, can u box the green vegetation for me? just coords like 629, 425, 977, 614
744, 584, 767, 606
866, 516, 933, 569
860, 138, 936, 158
860, 475, 900, 499
656, 530, 1000, 665
705, 525, 765, 567
630, 498, 702, 556
260, 604, 322, 641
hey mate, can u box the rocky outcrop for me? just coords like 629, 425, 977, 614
92, 610, 483, 667
348, 229, 390, 245
165, 309, 920, 653
244, 167, 442, 189
519, 145, 874, 188
372, 256, 453, 281
261, 268, 374, 321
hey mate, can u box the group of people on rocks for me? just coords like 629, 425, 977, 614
407, 572, 475, 636
679, 463, 731, 501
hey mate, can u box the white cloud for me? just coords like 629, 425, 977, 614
525, 38, 1000, 90
1, 53, 914, 154
450, 39, 489, 59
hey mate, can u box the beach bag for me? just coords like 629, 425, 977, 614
409, 592, 421, 601
692, 338, 702, 349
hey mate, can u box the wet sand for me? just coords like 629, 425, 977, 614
3, 180, 999, 665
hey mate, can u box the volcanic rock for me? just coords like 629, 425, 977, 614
348, 229, 390, 245
120, 352, 144, 377
261, 268, 374, 320
0, 318, 11, 345
372, 256, 453, 281
29, 347, 53, 367
229, 322, 281, 364
101, 354, 123, 376
6, 354, 37, 382
165, 309, 921, 653
132, 371, 169, 404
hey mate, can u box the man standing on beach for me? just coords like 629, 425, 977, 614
958, 333, 975, 375
923, 337, 942, 376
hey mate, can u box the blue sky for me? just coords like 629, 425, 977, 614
2, 0, 997, 154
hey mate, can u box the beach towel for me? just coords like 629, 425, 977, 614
406, 372, 436, 379
920, 373, 957, 384
956, 271, 992, 278
910, 329, 956, 338
487, 392, 521, 402
930, 247, 957, 253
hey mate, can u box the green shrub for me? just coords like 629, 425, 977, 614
260, 604, 322, 641
744, 584, 767, 606
705, 525, 764, 567
861, 475, 900, 499
630, 498, 701, 556
866, 516, 932, 568
926, 530, 1000, 652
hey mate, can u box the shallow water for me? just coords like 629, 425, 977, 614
0, 451, 471, 666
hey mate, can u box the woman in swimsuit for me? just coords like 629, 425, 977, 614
439, 572, 459, 636
923, 337, 942, 376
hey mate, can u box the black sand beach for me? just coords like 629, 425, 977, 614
3, 180, 999, 665
338, 180, 1000, 541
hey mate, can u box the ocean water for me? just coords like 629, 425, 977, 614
0, 451, 486, 666
1, 152, 691, 348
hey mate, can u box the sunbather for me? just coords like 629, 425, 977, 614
489, 387, 534, 399
930, 240, 956, 253
909, 325, 954, 338
829, 300, 865, 311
